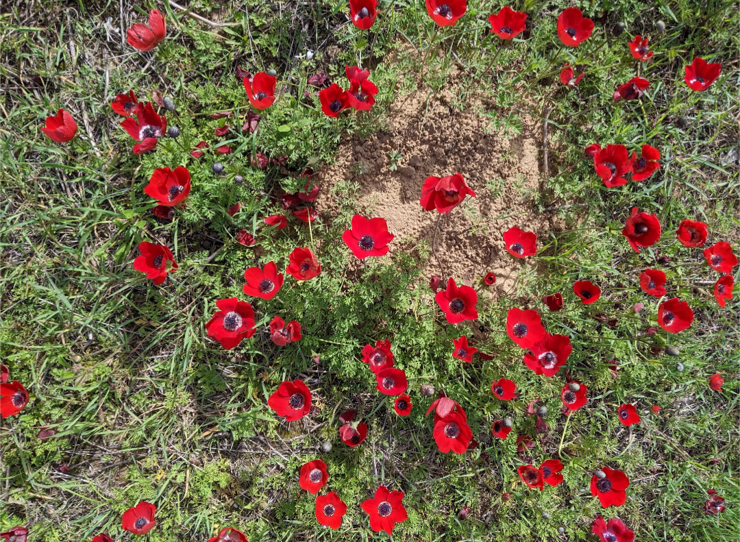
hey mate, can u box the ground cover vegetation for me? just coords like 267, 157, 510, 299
0, 0, 738, 541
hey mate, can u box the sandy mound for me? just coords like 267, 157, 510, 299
316, 87, 552, 293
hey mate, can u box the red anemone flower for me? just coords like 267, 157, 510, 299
0, 364, 8, 383
523, 334, 572, 377
339, 422, 367, 447
348, 79, 379, 111
573, 280, 601, 304
540, 459, 564, 487
705, 490, 726, 514
709, 373, 724, 391
316, 492, 347, 529
0, 526, 28, 542
491, 378, 516, 400
433, 410, 472, 453
593, 144, 632, 187
205, 298, 256, 350
704, 242, 737, 273
420, 172, 476, 215
236, 230, 256, 246
425, 396, 467, 424
41, 109, 77, 143
349, 0, 377, 30
591, 467, 629, 508
714, 275, 733, 307
267, 379, 311, 421
614, 77, 649, 103
543, 293, 563, 312
639, 269, 667, 297
492, 420, 512, 439
585, 143, 601, 158
557, 7, 594, 47
346, 65, 370, 83
361, 486, 408, 535
560, 63, 584, 88
286, 247, 321, 281
319, 84, 350, 117
684, 57, 721, 92
126, 9, 165, 51
133, 242, 177, 285
591, 516, 635, 542
452, 336, 477, 363
435, 278, 479, 323
488, 6, 527, 40
299, 459, 328, 494
121, 501, 157, 535
264, 214, 288, 229
483, 272, 496, 285
207, 527, 248, 542
630, 144, 660, 181
375, 368, 408, 396
0, 381, 29, 419
657, 298, 694, 333
361, 339, 395, 374
675, 219, 708, 248
622, 207, 661, 253
111, 90, 139, 117
91, 534, 113, 542
517, 465, 544, 490
394, 394, 412, 416
269, 316, 302, 346
243, 72, 276, 110
561, 380, 587, 411
629, 35, 653, 61
120, 102, 166, 154
426, 0, 466, 26
617, 404, 640, 426
243, 262, 283, 300
144, 166, 191, 207
506, 307, 546, 349
342, 215, 394, 258
503, 226, 537, 258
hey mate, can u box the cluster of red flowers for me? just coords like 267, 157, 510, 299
0, 364, 29, 419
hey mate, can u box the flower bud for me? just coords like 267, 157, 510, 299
267, 69, 277, 76
656, 20, 666, 33
503, 417, 513, 428
321, 441, 332, 453
594, 469, 606, 479
212, 162, 224, 174
234, 175, 244, 184
536, 406, 548, 417
163, 96, 176, 111
568, 382, 580, 392
167, 126, 180, 138
676, 362, 684, 372
666, 346, 680, 356
420, 384, 435, 397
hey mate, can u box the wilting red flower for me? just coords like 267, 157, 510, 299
592, 516, 635, 542
282, 193, 302, 210
299, 459, 328, 494
503, 226, 537, 258
709, 373, 724, 391
492, 420, 512, 439
0, 364, 8, 383
348, 78, 379, 111
236, 230, 256, 246
349, 0, 377, 29
617, 404, 640, 426
152, 206, 174, 219
426, 0, 466, 26
319, 84, 350, 117
435, 278, 479, 323
452, 336, 477, 363
269, 316, 302, 346
591, 467, 629, 508
0, 526, 28, 542
361, 486, 408, 535
190, 140, 208, 159
622, 207, 661, 253
243, 262, 283, 300
126, 9, 165, 51
0, 381, 29, 419
675, 219, 708, 247
639, 269, 667, 297
561, 380, 587, 411
264, 214, 288, 229
557, 7, 594, 47
433, 409, 472, 453
268, 379, 311, 421
685, 57, 722, 92
593, 144, 632, 187
121, 501, 157, 535
205, 298, 256, 349
90, 534, 112, 542
560, 63, 584, 87
41, 108, 77, 143
523, 334, 572, 377
630, 144, 660, 181
339, 422, 367, 446
292, 207, 318, 223
394, 394, 412, 416
585, 143, 601, 158
657, 297, 694, 333
144, 166, 190, 207
111, 90, 139, 117
629, 35, 653, 61
516, 435, 534, 454
491, 378, 516, 400
540, 459, 563, 486
362, 339, 395, 374
543, 293, 563, 312
506, 308, 546, 349
573, 281, 600, 304
243, 110, 261, 133
252, 152, 269, 169
704, 242, 737, 273
429, 275, 441, 292
483, 272, 496, 285
714, 275, 733, 307
650, 405, 661, 414
342, 215, 394, 259
216, 145, 232, 155
243, 72, 276, 110
705, 490, 726, 514
488, 6, 527, 39
316, 492, 347, 529
614, 77, 649, 103
286, 247, 321, 281
518, 465, 544, 490
298, 180, 320, 203
120, 102, 166, 154
376, 368, 408, 396
207, 528, 248, 542
214, 126, 230, 136
420, 173, 476, 215
133, 242, 176, 285
227, 203, 242, 217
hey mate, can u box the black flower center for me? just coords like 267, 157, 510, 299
663, 311, 675, 325
445, 422, 460, 438
493, 422, 502, 432
329, 100, 342, 112
596, 478, 613, 493
153, 254, 164, 268
540, 352, 556, 368
382, 377, 395, 390
635, 223, 648, 234
624, 84, 643, 100
580, 290, 592, 299
636, 158, 647, 170
524, 468, 538, 483
435, 4, 452, 18
134, 518, 148, 529
500, 26, 513, 34
619, 409, 629, 419
510, 242, 524, 254
359, 235, 375, 250
494, 385, 504, 397
397, 399, 408, 411
309, 468, 323, 483
124, 101, 135, 112
604, 533, 617, 542
256, 92, 267, 100
449, 299, 465, 314
12, 391, 26, 407
289, 393, 304, 409
142, 126, 156, 138
566, 27, 577, 38
358, 6, 369, 18
378, 501, 392, 517
370, 352, 386, 366
711, 255, 722, 266
563, 391, 576, 403
512, 323, 528, 338
323, 504, 336, 516
300, 262, 310, 272
350, 434, 360, 444
457, 349, 467, 358
637, 46, 648, 55
223, 311, 243, 331
168, 185, 184, 201
258, 278, 275, 293
696, 76, 705, 84
542, 466, 552, 478
603, 162, 617, 176
717, 284, 725, 294
689, 229, 701, 242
